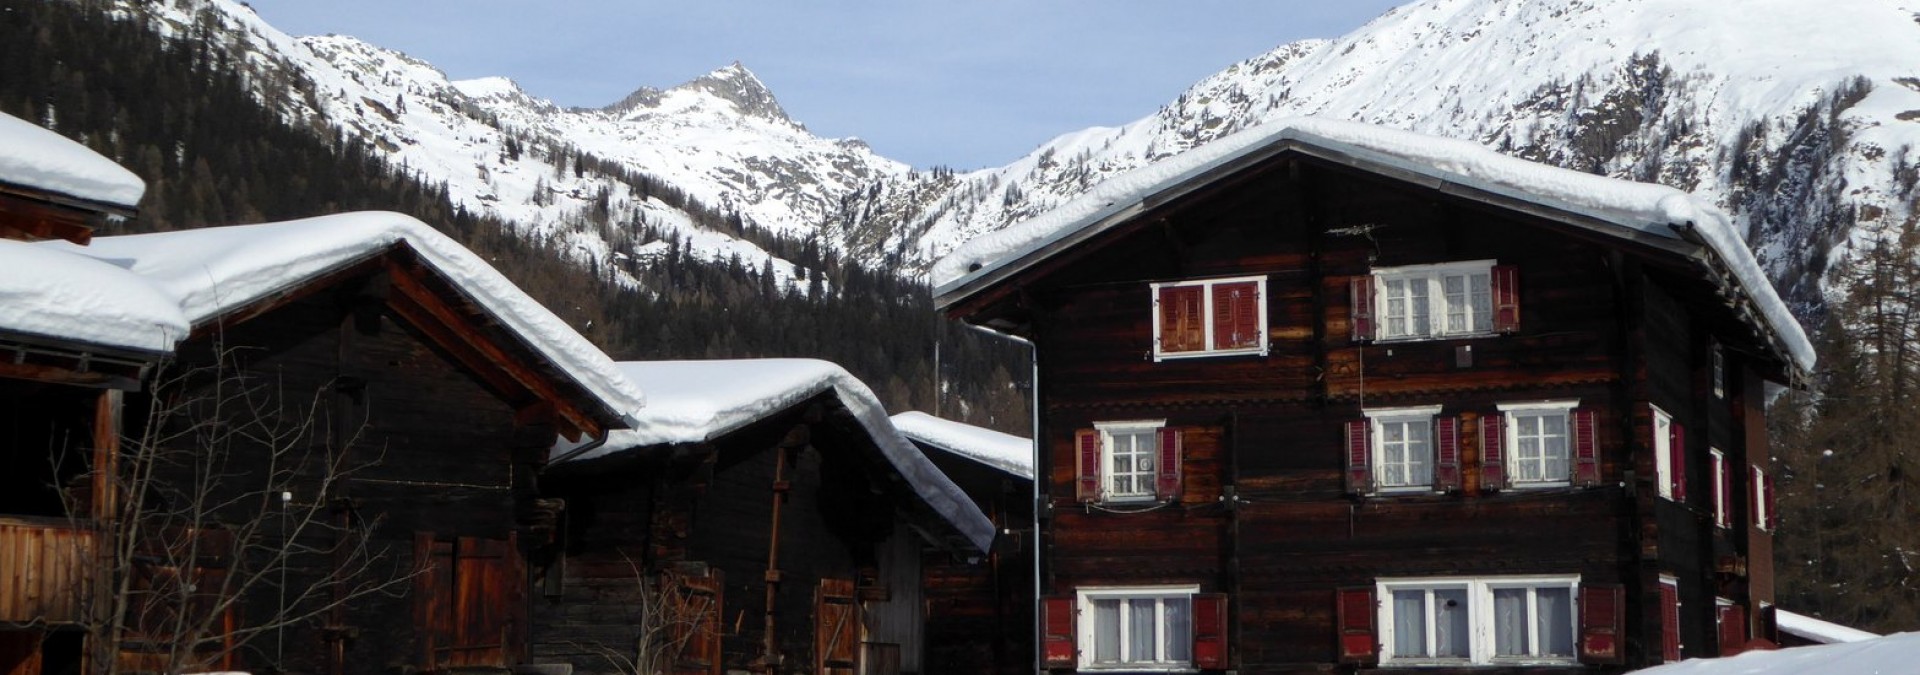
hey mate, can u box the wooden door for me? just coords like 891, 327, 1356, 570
416, 532, 521, 671
667, 569, 723, 675
814, 578, 857, 675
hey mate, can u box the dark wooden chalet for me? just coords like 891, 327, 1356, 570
529, 360, 993, 675
932, 120, 1812, 673
891, 411, 1036, 675
3, 207, 642, 675
0, 111, 156, 675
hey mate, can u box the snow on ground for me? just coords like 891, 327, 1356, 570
0, 111, 145, 208
891, 411, 1032, 479
931, 117, 1815, 372
558, 359, 995, 552
39, 212, 644, 421
1777, 609, 1879, 644
1632, 632, 1920, 675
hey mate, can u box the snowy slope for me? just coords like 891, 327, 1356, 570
857, 0, 1920, 309
97, 0, 902, 293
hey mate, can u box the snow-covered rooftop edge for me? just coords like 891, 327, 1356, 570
0, 111, 145, 209
931, 117, 1815, 373
1632, 631, 1916, 675
1777, 609, 1879, 644
558, 359, 996, 552
48, 212, 644, 421
891, 411, 1033, 479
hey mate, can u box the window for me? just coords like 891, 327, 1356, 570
1710, 449, 1730, 528
1361, 261, 1515, 341
1653, 405, 1686, 501
1752, 465, 1775, 531
1712, 344, 1726, 399
1364, 406, 1442, 491
1076, 421, 1181, 503
1078, 586, 1197, 670
1377, 576, 1579, 666
1498, 401, 1587, 487
1152, 276, 1267, 360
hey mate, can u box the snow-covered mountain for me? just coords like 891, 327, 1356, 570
853, 0, 1920, 310
99, 0, 1920, 312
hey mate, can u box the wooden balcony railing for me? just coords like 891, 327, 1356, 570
0, 515, 96, 625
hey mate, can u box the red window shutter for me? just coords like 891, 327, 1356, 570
1159, 285, 1206, 353
1156, 427, 1183, 500
1492, 264, 1521, 334
1670, 421, 1688, 502
1192, 593, 1229, 669
1434, 416, 1462, 491
1076, 429, 1101, 502
1572, 408, 1600, 487
1578, 584, 1626, 664
1211, 281, 1262, 351
1480, 414, 1507, 491
1718, 603, 1749, 656
1349, 276, 1375, 342
1335, 586, 1377, 664
1660, 581, 1681, 662
1041, 595, 1076, 669
1344, 420, 1372, 494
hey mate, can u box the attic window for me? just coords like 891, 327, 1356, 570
1150, 276, 1267, 360
1352, 261, 1517, 342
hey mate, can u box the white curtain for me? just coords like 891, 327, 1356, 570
1537, 588, 1574, 656
1494, 588, 1529, 656
1393, 590, 1427, 657
1164, 596, 1192, 662
1094, 599, 1120, 662
1128, 598, 1157, 661
1434, 589, 1470, 657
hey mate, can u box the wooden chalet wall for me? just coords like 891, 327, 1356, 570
972, 156, 1784, 673
147, 265, 549, 675
534, 402, 936, 675
916, 447, 1034, 675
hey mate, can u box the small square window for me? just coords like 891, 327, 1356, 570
1498, 400, 1580, 488
1365, 406, 1442, 492
1151, 276, 1267, 360
1102, 424, 1160, 501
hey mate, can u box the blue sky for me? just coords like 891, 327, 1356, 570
241, 1, 1406, 169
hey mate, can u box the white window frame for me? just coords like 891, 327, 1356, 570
1095, 420, 1165, 503
1752, 464, 1770, 531
1365, 405, 1443, 493
1710, 448, 1730, 528
1498, 400, 1579, 488
1150, 275, 1269, 361
1653, 405, 1676, 500
1076, 584, 1201, 671
1372, 260, 1497, 342
1377, 575, 1581, 667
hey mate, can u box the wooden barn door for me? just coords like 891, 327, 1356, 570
118, 528, 238, 673
415, 532, 523, 672
666, 569, 723, 675
814, 578, 858, 675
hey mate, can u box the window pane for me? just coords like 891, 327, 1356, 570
1445, 275, 1467, 332
1434, 588, 1470, 658
1164, 597, 1192, 662
1410, 279, 1431, 335
1095, 599, 1121, 662
1537, 588, 1574, 657
1392, 590, 1427, 657
1129, 598, 1157, 662
1407, 422, 1431, 486
1494, 588, 1529, 656
1471, 273, 1491, 331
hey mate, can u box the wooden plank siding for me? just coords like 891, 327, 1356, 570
948, 155, 1789, 672
0, 518, 94, 626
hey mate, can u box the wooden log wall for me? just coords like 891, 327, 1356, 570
150, 271, 533, 675
997, 159, 1781, 672
0, 518, 94, 626
918, 452, 1033, 675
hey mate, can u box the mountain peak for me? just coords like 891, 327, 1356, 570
681, 62, 789, 121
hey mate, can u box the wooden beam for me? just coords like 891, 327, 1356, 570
0, 360, 137, 389
188, 254, 387, 342
382, 256, 603, 440
92, 390, 121, 522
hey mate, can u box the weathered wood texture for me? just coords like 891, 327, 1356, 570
916, 448, 1034, 675
956, 157, 1786, 672
144, 267, 540, 675
536, 406, 936, 675
0, 518, 94, 625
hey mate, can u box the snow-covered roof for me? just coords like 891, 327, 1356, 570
30, 212, 643, 422
931, 117, 1814, 373
1631, 632, 1917, 675
891, 411, 1033, 479
0, 239, 187, 356
0, 111, 145, 209
1778, 609, 1879, 644
558, 359, 995, 552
